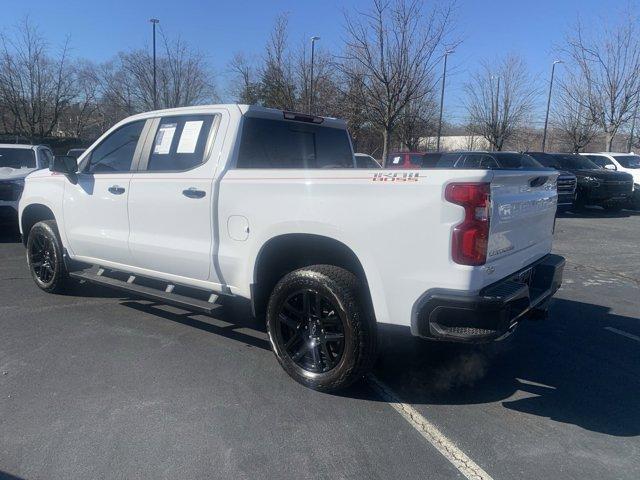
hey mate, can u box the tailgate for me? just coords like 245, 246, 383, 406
487, 170, 558, 265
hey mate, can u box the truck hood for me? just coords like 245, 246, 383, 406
0, 166, 37, 181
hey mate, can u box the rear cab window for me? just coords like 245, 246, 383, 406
236, 117, 354, 169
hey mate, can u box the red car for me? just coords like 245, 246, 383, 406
386, 152, 424, 169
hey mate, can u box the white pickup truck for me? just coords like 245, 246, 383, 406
18, 105, 565, 391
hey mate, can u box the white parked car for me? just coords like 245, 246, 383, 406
18, 105, 565, 391
581, 152, 640, 208
0, 144, 54, 223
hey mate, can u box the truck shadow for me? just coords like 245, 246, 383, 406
0, 471, 25, 480
366, 297, 640, 437
115, 290, 640, 438
558, 207, 640, 218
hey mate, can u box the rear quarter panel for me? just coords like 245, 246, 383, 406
217, 168, 494, 326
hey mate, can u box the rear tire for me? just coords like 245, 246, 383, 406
266, 265, 377, 392
26, 220, 69, 294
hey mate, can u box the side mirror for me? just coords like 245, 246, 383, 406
50, 155, 78, 175
604, 164, 616, 171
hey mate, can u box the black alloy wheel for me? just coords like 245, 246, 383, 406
26, 220, 69, 293
266, 265, 377, 391
29, 231, 57, 284
275, 289, 346, 374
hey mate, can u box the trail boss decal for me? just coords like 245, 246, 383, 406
372, 172, 420, 182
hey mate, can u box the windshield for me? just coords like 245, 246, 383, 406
0, 148, 36, 169
434, 152, 545, 170
551, 154, 600, 170
613, 155, 640, 169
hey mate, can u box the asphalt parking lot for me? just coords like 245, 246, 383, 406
1, 208, 639, 480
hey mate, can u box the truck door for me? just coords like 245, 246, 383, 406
127, 113, 222, 282
63, 119, 150, 265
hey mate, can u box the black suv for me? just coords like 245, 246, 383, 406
528, 152, 633, 212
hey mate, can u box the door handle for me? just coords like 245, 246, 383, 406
182, 187, 206, 199
108, 185, 125, 195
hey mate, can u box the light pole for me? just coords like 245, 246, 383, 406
436, 49, 454, 151
150, 18, 160, 109
490, 75, 501, 151
309, 36, 320, 114
542, 60, 562, 152
628, 98, 639, 152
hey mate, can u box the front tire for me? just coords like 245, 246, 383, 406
26, 220, 69, 293
266, 265, 377, 392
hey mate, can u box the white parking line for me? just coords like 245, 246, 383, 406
368, 375, 494, 480
604, 326, 640, 343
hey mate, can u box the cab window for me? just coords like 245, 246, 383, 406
85, 121, 145, 173
146, 115, 215, 171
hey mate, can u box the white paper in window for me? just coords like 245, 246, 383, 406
154, 123, 177, 154
177, 121, 204, 153
392, 156, 401, 164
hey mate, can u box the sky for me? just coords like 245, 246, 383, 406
0, 0, 627, 126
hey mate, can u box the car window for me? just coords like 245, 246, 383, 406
584, 155, 609, 168
612, 155, 640, 169
388, 155, 404, 166
527, 152, 559, 168
552, 154, 599, 170
460, 154, 498, 168
39, 149, 54, 169
85, 120, 145, 173
421, 153, 442, 168
237, 117, 354, 169
147, 115, 215, 171
0, 148, 36, 169
409, 154, 423, 166
355, 155, 380, 168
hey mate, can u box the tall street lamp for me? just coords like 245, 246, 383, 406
309, 36, 320, 114
436, 49, 454, 151
542, 60, 562, 152
150, 18, 160, 109
628, 98, 639, 152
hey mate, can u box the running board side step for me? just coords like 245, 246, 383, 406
70, 270, 222, 314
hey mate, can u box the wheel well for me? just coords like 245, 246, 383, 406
252, 234, 373, 317
21, 204, 56, 246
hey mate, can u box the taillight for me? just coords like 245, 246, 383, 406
445, 182, 491, 266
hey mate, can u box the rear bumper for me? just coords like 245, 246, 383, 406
411, 254, 565, 343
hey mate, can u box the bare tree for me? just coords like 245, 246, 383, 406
57, 60, 102, 138
553, 77, 599, 152
259, 13, 297, 110
563, 9, 640, 151
340, 0, 454, 165
99, 33, 216, 120
395, 95, 437, 151
0, 18, 75, 141
464, 55, 537, 151
228, 52, 261, 104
